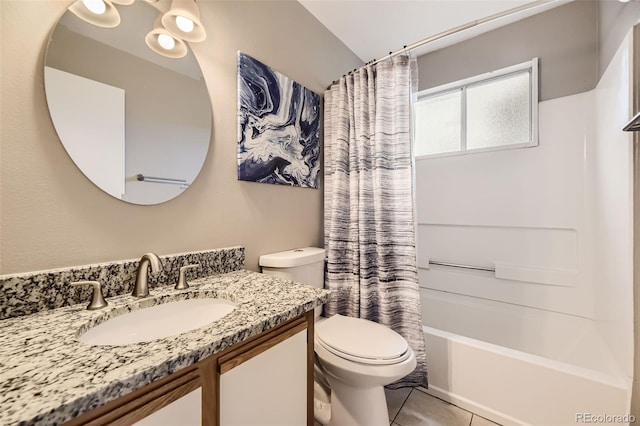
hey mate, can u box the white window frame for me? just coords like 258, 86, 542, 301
414, 57, 539, 159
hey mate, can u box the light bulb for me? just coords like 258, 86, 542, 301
82, 0, 106, 14
157, 34, 176, 50
176, 15, 195, 33
618, 0, 630, 3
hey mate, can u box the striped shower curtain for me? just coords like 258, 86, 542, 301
323, 55, 428, 388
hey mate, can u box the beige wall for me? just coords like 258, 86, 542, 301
417, 0, 598, 101
598, 0, 640, 78
416, 0, 640, 100
0, 1, 362, 274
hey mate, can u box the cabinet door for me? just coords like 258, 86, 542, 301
220, 329, 307, 426
134, 388, 201, 426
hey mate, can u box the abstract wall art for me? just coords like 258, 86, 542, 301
237, 52, 320, 188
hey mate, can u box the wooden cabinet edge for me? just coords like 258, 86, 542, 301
306, 310, 315, 426
62, 313, 314, 426
105, 377, 202, 426
64, 367, 202, 426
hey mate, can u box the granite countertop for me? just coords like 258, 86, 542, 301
0, 269, 330, 426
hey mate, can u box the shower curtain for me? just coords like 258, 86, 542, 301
323, 54, 428, 388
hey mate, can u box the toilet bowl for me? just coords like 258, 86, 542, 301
314, 314, 416, 426
259, 248, 417, 426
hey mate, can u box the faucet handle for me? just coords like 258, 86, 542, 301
71, 281, 108, 310
175, 264, 200, 290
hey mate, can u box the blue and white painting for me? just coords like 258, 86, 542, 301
237, 52, 320, 188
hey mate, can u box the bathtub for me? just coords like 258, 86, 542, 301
420, 289, 632, 426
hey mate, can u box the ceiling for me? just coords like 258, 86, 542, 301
298, 0, 571, 63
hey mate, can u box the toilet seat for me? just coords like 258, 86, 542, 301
315, 314, 411, 365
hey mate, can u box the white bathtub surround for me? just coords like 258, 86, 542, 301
421, 291, 629, 425
323, 54, 427, 388
421, 289, 622, 376
423, 324, 628, 426
414, 28, 635, 426
591, 27, 635, 386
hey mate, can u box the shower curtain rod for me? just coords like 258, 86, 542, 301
330, 0, 558, 86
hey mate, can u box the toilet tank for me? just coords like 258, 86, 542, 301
259, 247, 325, 289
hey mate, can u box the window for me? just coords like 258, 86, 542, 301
414, 58, 538, 157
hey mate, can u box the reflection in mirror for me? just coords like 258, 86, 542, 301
44, 0, 212, 205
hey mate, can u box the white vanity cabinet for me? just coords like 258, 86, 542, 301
135, 388, 202, 426
220, 328, 307, 425
64, 312, 314, 426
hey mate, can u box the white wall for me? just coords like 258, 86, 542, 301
591, 29, 634, 381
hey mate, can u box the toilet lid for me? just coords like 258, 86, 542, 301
315, 314, 410, 365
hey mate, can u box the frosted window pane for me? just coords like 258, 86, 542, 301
414, 90, 461, 156
466, 72, 530, 150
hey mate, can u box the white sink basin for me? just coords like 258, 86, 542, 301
78, 298, 237, 346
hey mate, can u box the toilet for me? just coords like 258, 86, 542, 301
260, 247, 417, 426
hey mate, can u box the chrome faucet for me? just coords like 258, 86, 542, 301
132, 253, 163, 298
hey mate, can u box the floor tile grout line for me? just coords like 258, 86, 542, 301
414, 386, 477, 420
398, 387, 501, 426
386, 386, 503, 426
390, 387, 413, 425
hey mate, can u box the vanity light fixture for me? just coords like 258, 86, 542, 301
145, 16, 188, 59
83, 0, 106, 15
68, 0, 121, 28
161, 0, 207, 43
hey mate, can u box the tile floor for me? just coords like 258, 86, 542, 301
386, 387, 501, 426
315, 387, 502, 426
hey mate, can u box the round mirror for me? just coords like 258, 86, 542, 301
44, 0, 212, 205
